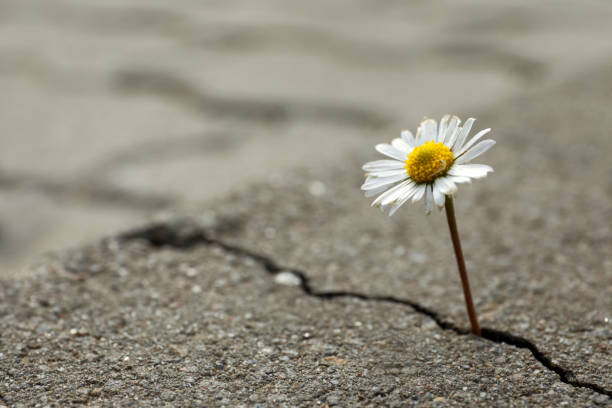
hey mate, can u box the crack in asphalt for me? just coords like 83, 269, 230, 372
119, 222, 612, 398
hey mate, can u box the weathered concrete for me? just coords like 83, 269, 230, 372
2, 64, 612, 404
1, 1, 612, 406
0, 237, 605, 406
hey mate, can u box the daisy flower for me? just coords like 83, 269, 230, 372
361, 115, 495, 216
360, 114, 496, 335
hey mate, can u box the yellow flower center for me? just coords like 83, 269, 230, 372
405, 141, 454, 183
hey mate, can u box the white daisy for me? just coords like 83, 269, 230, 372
361, 115, 495, 216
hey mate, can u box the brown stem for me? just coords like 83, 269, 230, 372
444, 195, 481, 336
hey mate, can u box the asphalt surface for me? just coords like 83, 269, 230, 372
3, 64, 612, 405
1, 1, 612, 406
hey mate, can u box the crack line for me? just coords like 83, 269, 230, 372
119, 222, 612, 398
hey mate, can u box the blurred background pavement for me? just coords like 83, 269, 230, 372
2, 0, 612, 277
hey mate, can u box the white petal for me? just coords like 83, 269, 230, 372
364, 184, 390, 197
436, 177, 457, 195
415, 125, 423, 145
367, 168, 407, 178
388, 185, 419, 216
391, 138, 413, 154
452, 118, 475, 152
432, 181, 446, 208
442, 116, 460, 144
438, 115, 450, 143
455, 128, 491, 157
376, 143, 407, 161
362, 160, 404, 172
411, 184, 427, 203
388, 203, 403, 217
424, 185, 434, 214
455, 139, 496, 164
401, 130, 415, 147
361, 173, 407, 190
371, 179, 410, 206
421, 118, 437, 143
379, 180, 416, 206
444, 126, 460, 150
449, 164, 493, 179
446, 175, 472, 184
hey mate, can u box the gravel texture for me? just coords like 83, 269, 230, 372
0, 238, 604, 406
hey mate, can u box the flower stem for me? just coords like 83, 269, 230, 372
444, 195, 481, 336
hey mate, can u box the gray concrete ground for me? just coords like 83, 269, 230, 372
1, 0, 612, 406
2, 63, 612, 405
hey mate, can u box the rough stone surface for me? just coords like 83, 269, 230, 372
0, 240, 603, 406
1, 1, 612, 406
2, 65, 612, 403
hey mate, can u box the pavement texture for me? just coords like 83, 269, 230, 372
2, 0, 612, 407
3, 64, 612, 405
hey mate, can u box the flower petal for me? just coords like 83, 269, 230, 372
421, 118, 437, 143
367, 168, 407, 178
364, 184, 390, 197
361, 173, 407, 190
446, 175, 472, 184
455, 128, 491, 157
378, 180, 415, 206
424, 185, 434, 214
376, 143, 408, 161
438, 114, 450, 143
415, 125, 423, 145
388, 203, 404, 217
432, 180, 446, 207
455, 139, 496, 164
388, 185, 420, 216
442, 116, 460, 144
411, 184, 427, 203
449, 118, 476, 152
449, 164, 493, 179
436, 177, 458, 195
362, 160, 404, 172
361, 160, 406, 171
401, 130, 416, 147
370, 180, 408, 206
451, 118, 475, 152
391, 138, 413, 154
444, 126, 460, 150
